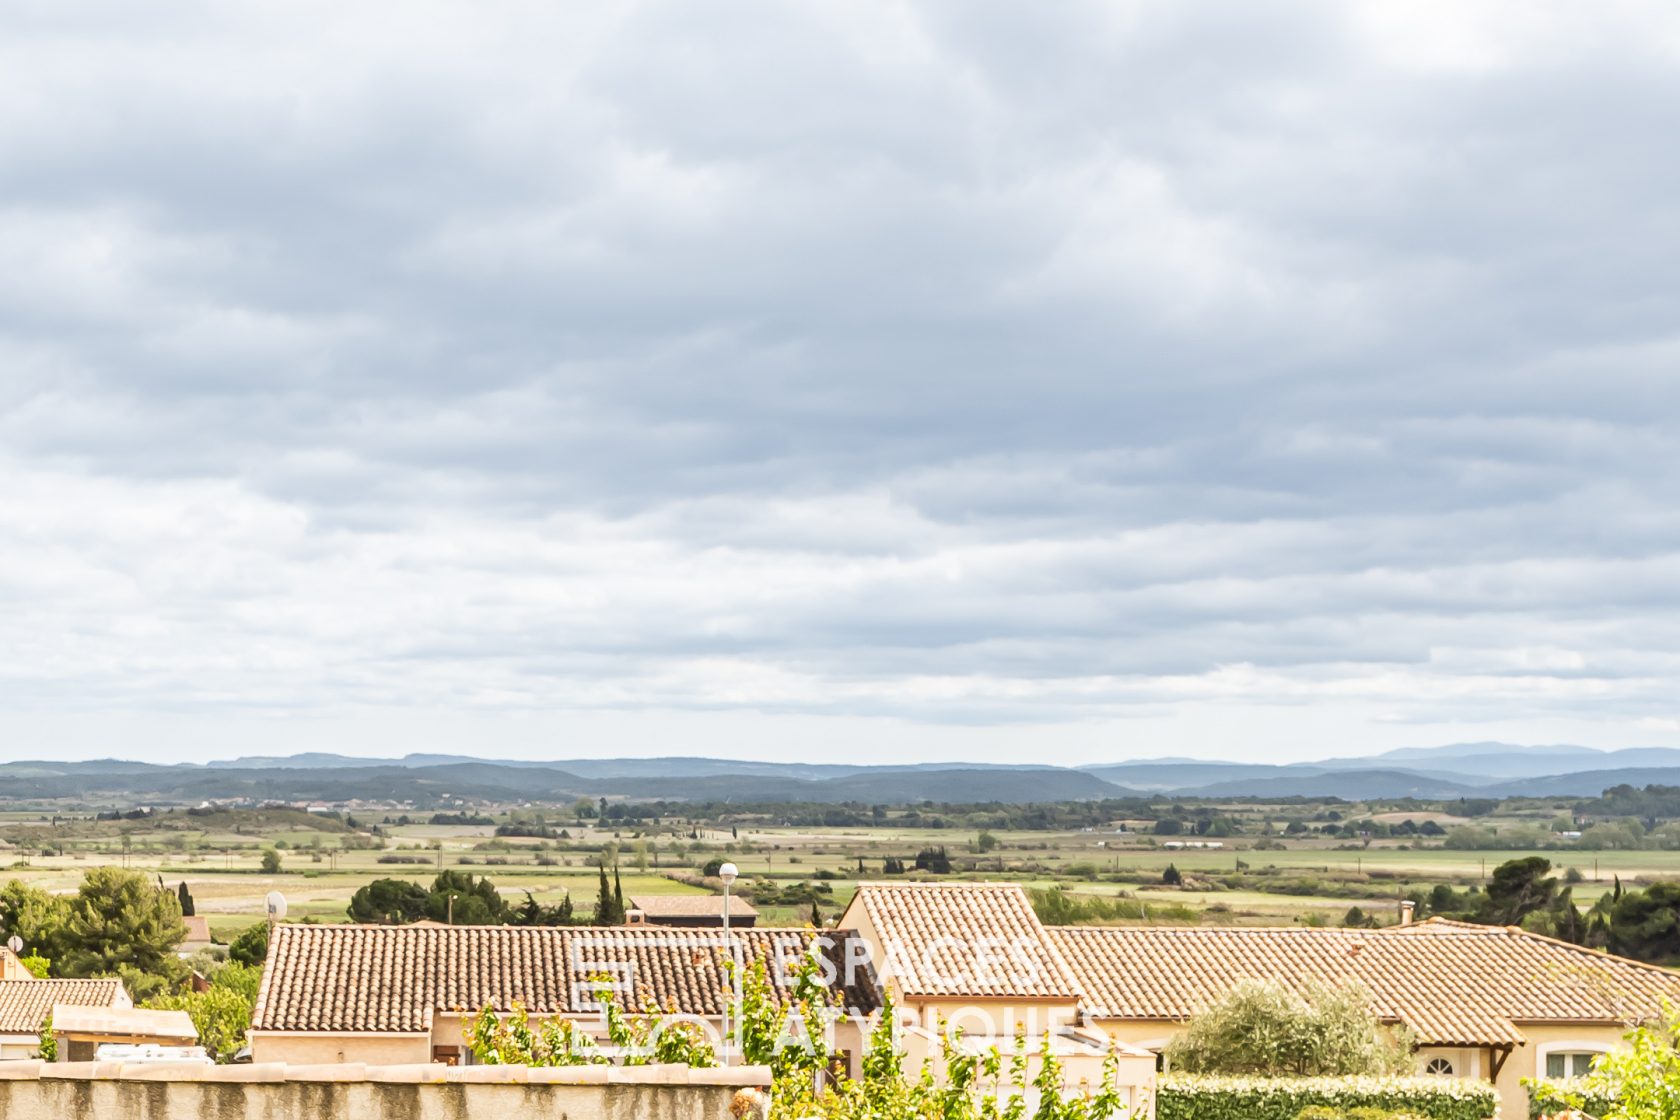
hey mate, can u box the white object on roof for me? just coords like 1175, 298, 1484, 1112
94, 1043, 213, 1064
53, 1004, 198, 1042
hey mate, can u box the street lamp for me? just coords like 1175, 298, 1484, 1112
718, 862, 739, 1066
719, 862, 739, 945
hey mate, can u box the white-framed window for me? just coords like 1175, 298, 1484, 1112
1537, 1041, 1612, 1081
1546, 1051, 1597, 1079
1425, 1057, 1454, 1076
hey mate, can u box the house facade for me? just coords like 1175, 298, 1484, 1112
834, 883, 1680, 1119
251, 923, 878, 1067
0, 977, 128, 1061
249, 881, 1680, 1120
835, 882, 1159, 1113
836, 882, 1088, 1037
1047, 917, 1680, 1120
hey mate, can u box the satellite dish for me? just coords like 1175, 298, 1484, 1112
265, 891, 287, 922
5, 935, 22, 956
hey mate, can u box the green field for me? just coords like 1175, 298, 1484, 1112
8, 799, 1674, 938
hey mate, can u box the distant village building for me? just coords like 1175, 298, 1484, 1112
626, 894, 758, 928
178, 915, 214, 956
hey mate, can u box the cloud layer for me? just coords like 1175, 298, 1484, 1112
3, 1, 1679, 762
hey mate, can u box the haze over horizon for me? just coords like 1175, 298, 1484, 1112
7, 737, 1673, 772
4, 3, 1679, 766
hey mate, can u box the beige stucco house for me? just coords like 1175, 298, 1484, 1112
0, 949, 31, 983
1049, 916, 1680, 1120
252, 881, 1680, 1119
251, 923, 879, 1068
836, 882, 1680, 1119
0, 975, 129, 1061
836, 883, 1159, 1114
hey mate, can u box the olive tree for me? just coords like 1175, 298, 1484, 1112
1165, 979, 1415, 1077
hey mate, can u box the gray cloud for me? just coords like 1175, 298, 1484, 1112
2, 1, 1679, 761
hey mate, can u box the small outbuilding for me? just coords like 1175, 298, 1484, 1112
627, 894, 759, 928
51, 1005, 198, 1061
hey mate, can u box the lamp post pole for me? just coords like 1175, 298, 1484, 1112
718, 862, 739, 1064
719, 862, 739, 947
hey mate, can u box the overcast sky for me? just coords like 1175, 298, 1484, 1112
3, 2, 1678, 766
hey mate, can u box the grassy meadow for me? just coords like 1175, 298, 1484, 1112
6, 797, 1674, 938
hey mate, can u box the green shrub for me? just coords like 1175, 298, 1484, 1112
1164, 980, 1415, 1076
1158, 1074, 1497, 1120
1526, 1081, 1615, 1119
37, 1013, 55, 1061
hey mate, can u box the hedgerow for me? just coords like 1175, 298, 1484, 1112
1157, 1074, 1497, 1120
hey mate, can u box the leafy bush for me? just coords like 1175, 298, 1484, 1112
1525, 1082, 1615, 1120
471, 951, 1145, 1120
1158, 1075, 1497, 1120
1165, 980, 1415, 1077
1030, 885, 1197, 925
1525, 1003, 1680, 1120
227, 921, 268, 967
142, 960, 262, 1062
1297, 1107, 1429, 1120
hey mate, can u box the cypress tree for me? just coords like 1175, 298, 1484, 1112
177, 881, 195, 917
596, 863, 614, 925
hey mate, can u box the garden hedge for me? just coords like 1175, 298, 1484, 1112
1527, 1081, 1614, 1119
1157, 1074, 1498, 1120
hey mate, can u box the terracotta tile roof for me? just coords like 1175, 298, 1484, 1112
629, 895, 759, 919
181, 915, 213, 944
0, 979, 126, 1034
1048, 917, 1680, 1046
845, 883, 1080, 1000
254, 924, 878, 1034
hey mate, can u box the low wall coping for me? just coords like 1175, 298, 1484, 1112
0, 1060, 773, 1088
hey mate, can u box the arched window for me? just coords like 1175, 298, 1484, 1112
1425, 1058, 1454, 1076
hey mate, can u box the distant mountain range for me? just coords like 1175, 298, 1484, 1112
4, 742, 1680, 807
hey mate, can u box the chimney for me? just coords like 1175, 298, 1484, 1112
1399, 900, 1416, 926
626, 909, 646, 926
